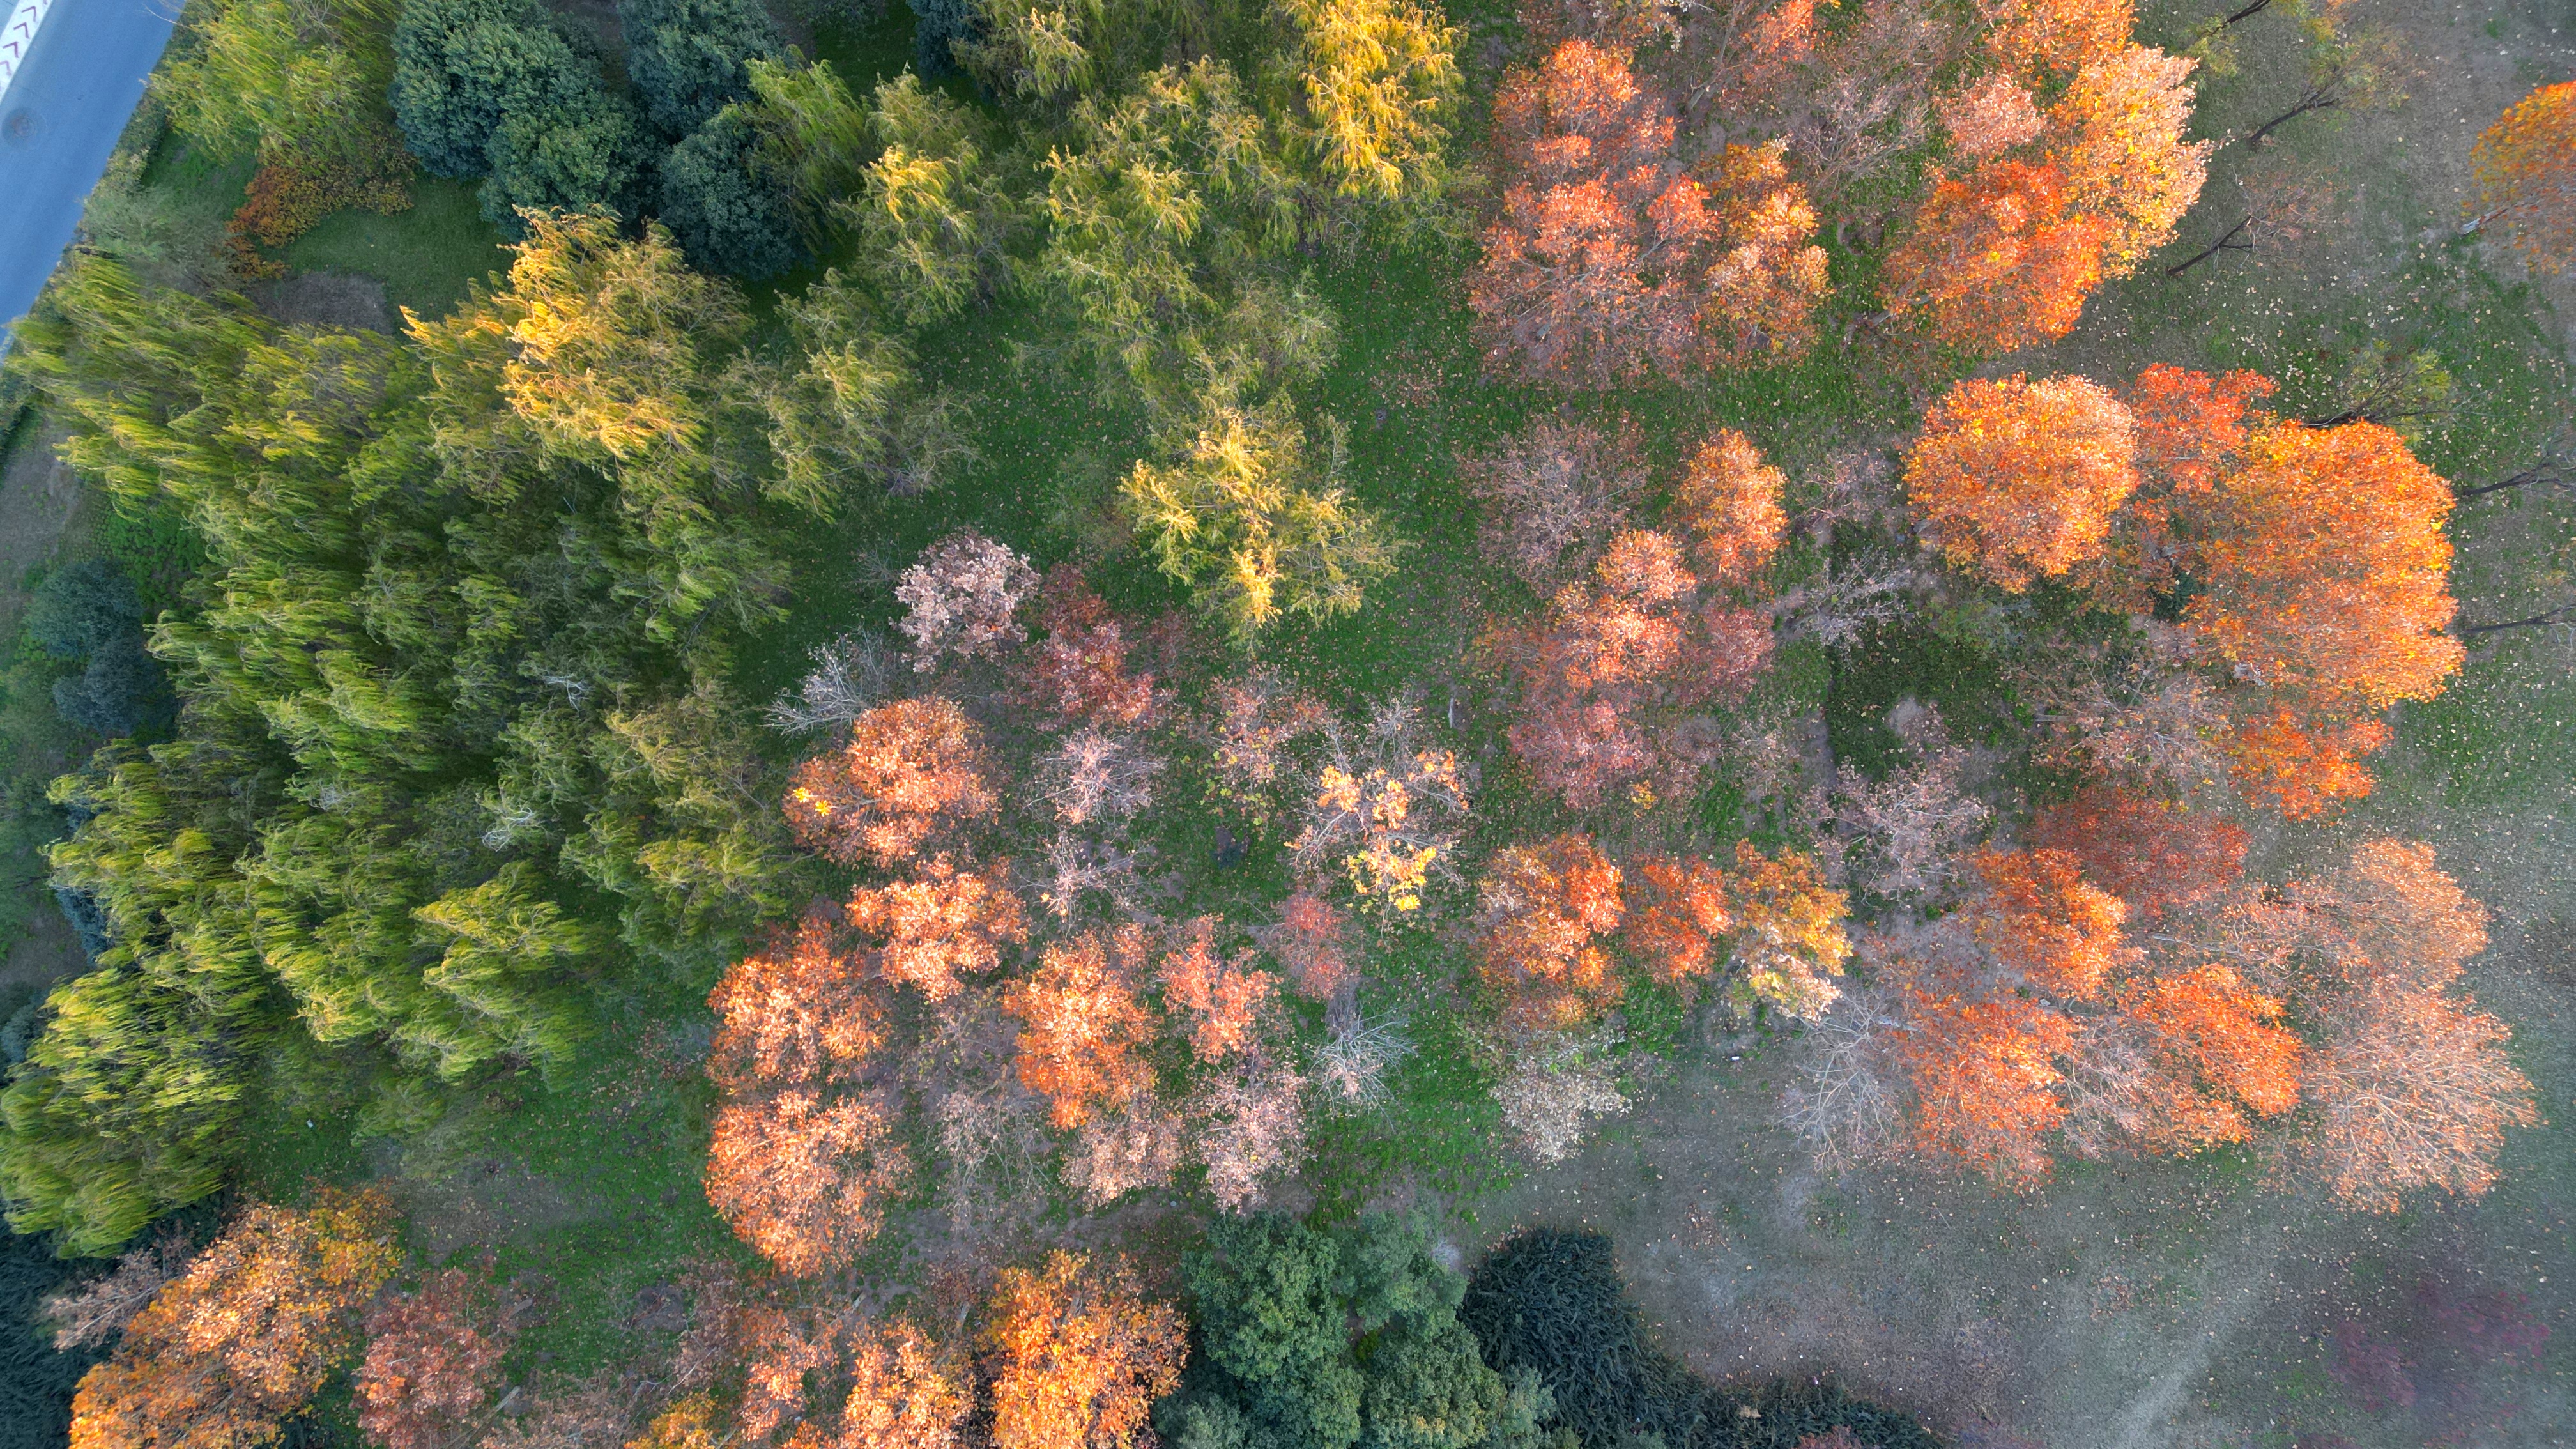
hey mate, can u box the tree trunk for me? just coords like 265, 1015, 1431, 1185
2244, 89, 2338, 150
2166, 215, 2255, 276
2223, 0, 2274, 22
2458, 602, 2576, 636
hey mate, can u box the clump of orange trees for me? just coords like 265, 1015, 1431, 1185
1792, 820, 2535, 1211
70, 1190, 402, 1449
1902, 363, 2462, 816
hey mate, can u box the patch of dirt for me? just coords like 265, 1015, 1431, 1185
249, 272, 397, 335
0, 423, 81, 609
0, 903, 87, 999
381, 1151, 608, 1264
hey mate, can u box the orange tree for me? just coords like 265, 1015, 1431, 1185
2472, 80, 2576, 272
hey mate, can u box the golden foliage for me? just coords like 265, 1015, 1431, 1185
2472, 80, 2576, 273
984, 1252, 1186, 1449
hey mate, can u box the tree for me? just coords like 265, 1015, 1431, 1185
156, 0, 393, 164
1887, 991, 2074, 1184
742, 56, 875, 244
703, 916, 912, 1276
1002, 930, 1158, 1129
1288, 698, 1472, 914
1257, 891, 1354, 1002
985, 1252, 1186, 1449
1620, 854, 1729, 992
785, 698, 999, 867
1160, 917, 1281, 1064
2091, 963, 2303, 1155
1883, 161, 2112, 356
1724, 841, 1850, 1019
389, 0, 597, 179
1982, 0, 2133, 83
1271, 0, 1465, 238
1904, 374, 2139, 591
1121, 401, 1399, 639
1016, 567, 1163, 730
1191, 1061, 1312, 1211
1495, 531, 1773, 809
660, 107, 808, 280
1670, 429, 1787, 590
2043, 45, 2212, 273
1476, 834, 1625, 1031
1167, 1213, 1556, 1449
837, 73, 1023, 328
69, 1191, 401, 1449
2028, 787, 2246, 924
1471, 41, 1826, 385
2472, 81, 2576, 273
1963, 847, 2130, 1000
1202, 668, 1329, 825
894, 530, 1041, 673
847, 857, 1027, 1001
2303, 988, 2538, 1213
618, 0, 783, 138
355, 1269, 515, 1449
480, 96, 654, 233
1460, 417, 1647, 588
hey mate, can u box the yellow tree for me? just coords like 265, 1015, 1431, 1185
1272, 0, 1464, 232
2472, 80, 2576, 273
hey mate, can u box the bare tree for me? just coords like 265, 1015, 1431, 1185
765, 632, 900, 735
1781, 994, 1903, 1173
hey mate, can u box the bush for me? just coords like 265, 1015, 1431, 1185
225, 126, 416, 277
619, 0, 784, 138
479, 88, 654, 233
1459, 1230, 1942, 1449
659, 107, 804, 279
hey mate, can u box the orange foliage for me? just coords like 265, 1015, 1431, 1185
1965, 847, 2131, 1000
1903, 374, 2140, 590
1257, 891, 1354, 1001
2287, 838, 2490, 993
1885, 160, 2112, 356
2220, 705, 2388, 821
1471, 41, 1826, 385
2126, 365, 2276, 494
1890, 992, 2075, 1184
1476, 833, 1627, 1030
1671, 429, 1788, 589
2472, 80, 2576, 273
786, 698, 999, 866
2043, 45, 2211, 273
984, 1253, 1186, 1449
2305, 987, 2538, 1212
1937, 75, 2046, 160
355, 1269, 512, 1449
847, 857, 1027, 1000
707, 912, 885, 1091
2119, 964, 2303, 1147
1622, 854, 1731, 991
2186, 420, 2463, 712
1982, 0, 2132, 82
2028, 787, 2247, 924
738, 1311, 970, 1449
70, 1190, 401, 1449
1160, 916, 1280, 1064
1002, 929, 1158, 1128
1724, 841, 1851, 1018
1018, 566, 1160, 729
705, 1089, 908, 1278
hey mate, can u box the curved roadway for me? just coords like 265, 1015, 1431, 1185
0, 0, 178, 346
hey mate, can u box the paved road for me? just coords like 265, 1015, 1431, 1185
0, 0, 178, 346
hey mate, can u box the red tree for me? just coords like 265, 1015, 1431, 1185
847, 857, 1027, 1000
355, 1269, 514, 1449
1255, 891, 1354, 1002
1476, 833, 1627, 1029
2028, 787, 2247, 924
1016, 566, 1160, 729
1670, 429, 1788, 590
1622, 854, 1732, 992
1964, 847, 2132, 1000
1159, 916, 1280, 1064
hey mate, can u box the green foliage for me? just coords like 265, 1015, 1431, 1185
22, 561, 141, 661
742, 56, 876, 248
908, 0, 976, 77
390, 0, 599, 180
837, 73, 1021, 328
660, 107, 808, 280
155, 0, 396, 164
480, 91, 654, 233
1165, 1212, 1563, 1449
0, 236, 829, 1250
1122, 400, 1396, 639
619, 0, 786, 139
1459, 1230, 1940, 1449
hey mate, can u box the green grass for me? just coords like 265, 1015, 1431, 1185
283, 179, 509, 324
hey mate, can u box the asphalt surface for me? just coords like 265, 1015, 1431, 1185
0, 0, 178, 346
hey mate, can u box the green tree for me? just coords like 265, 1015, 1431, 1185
742, 55, 875, 245
390, 0, 586, 178
1166, 1214, 1560, 1449
157, 0, 395, 163
835, 73, 1021, 327
480, 94, 654, 233
619, 0, 785, 138
661, 107, 808, 280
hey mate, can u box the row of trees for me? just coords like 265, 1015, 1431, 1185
0, 211, 959, 1252
1469, 0, 2212, 383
